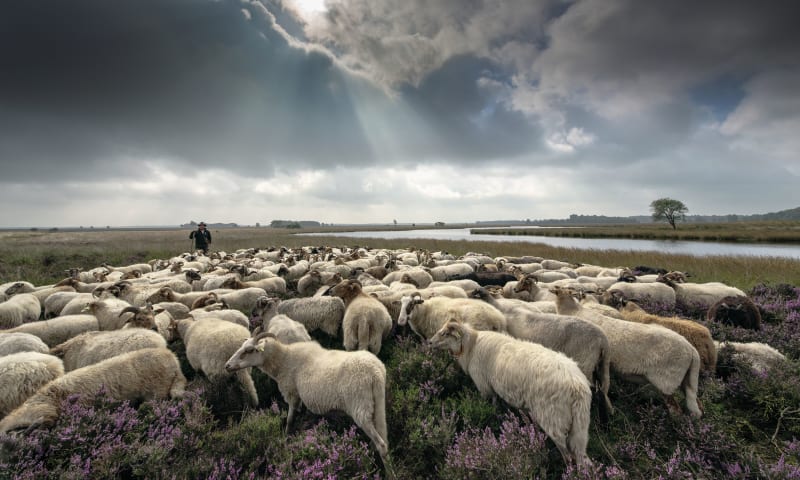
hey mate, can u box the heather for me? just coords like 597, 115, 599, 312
1, 235, 799, 478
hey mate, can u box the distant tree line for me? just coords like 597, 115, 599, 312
270, 220, 321, 228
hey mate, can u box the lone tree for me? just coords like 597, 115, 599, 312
650, 198, 689, 230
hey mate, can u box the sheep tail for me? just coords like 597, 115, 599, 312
373, 374, 388, 447
567, 384, 592, 466
700, 337, 718, 373
595, 345, 613, 420
683, 348, 702, 417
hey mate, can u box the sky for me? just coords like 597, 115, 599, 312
1, 0, 798, 227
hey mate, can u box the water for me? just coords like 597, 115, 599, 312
298, 228, 800, 259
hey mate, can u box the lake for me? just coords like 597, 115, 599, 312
298, 228, 800, 259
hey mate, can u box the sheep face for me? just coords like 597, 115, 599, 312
397, 294, 424, 326
429, 321, 468, 355
329, 279, 363, 303
225, 334, 274, 372
120, 305, 160, 332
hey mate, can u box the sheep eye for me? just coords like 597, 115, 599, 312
244, 347, 254, 354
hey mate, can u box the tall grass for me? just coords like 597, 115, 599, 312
1, 227, 799, 290
478, 220, 800, 243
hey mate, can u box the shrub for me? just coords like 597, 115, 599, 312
440, 413, 551, 479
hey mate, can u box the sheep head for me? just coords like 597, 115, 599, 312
400, 274, 419, 287
225, 332, 278, 372
119, 304, 160, 332
329, 279, 363, 303
250, 296, 280, 330
191, 292, 218, 310
429, 321, 471, 357
185, 270, 202, 282
397, 293, 424, 326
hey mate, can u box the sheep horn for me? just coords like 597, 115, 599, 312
119, 306, 140, 317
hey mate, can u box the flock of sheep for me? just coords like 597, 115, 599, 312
0, 245, 789, 469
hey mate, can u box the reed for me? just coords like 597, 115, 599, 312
476, 220, 800, 243
1, 227, 798, 290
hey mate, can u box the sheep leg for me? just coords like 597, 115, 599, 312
285, 395, 301, 434
237, 369, 259, 408
664, 394, 682, 416
354, 418, 388, 460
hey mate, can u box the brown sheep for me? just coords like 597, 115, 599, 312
706, 296, 762, 330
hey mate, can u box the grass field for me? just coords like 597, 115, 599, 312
477, 220, 800, 243
2, 226, 800, 479
2, 225, 799, 290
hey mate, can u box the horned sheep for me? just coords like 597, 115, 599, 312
601, 281, 677, 309
329, 280, 392, 355
0, 348, 186, 434
296, 270, 343, 296
0, 352, 65, 418
657, 272, 747, 310
430, 321, 592, 465
706, 295, 762, 330
397, 294, 507, 340
224, 332, 389, 460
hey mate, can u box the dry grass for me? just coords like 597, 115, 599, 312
1, 226, 798, 290
477, 220, 800, 243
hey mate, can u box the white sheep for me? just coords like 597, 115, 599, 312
261, 296, 345, 338
430, 321, 591, 465
329, 280, 392, 355
43, 291, 82, 318
428, 263, 475, 282
657, 272, 746, 310
172, 317, 258, 407
428, 279, 482, 292
0, 351, 64, 417
469, 287, 613, 416
145, 286, 235, 309
397, 294, 507, 340
601, 281, 677, 309
263, 315, 312, 344
553, 287, 702, 417
224, 332, 389, 460
50, 329, 167, 371
0, 348, 186, 434
296, 270, 343, 296
1, 315, 100, 347
188, 305, 250, 329
0, 333, 50, 357
0, 294, 42, 329
382, 268, 433, 288
221, 277, 286, 295
714, 340, 787, 373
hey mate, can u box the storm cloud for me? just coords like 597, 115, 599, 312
0, 0, 797, 227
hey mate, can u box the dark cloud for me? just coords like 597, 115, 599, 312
0, 0, 375, 182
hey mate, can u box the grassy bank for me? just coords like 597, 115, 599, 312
2, 227, 799, 290
475, 220, 800, 243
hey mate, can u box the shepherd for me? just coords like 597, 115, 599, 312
189, 222, 212, 254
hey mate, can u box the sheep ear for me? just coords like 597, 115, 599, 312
255, 343, 265, 352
